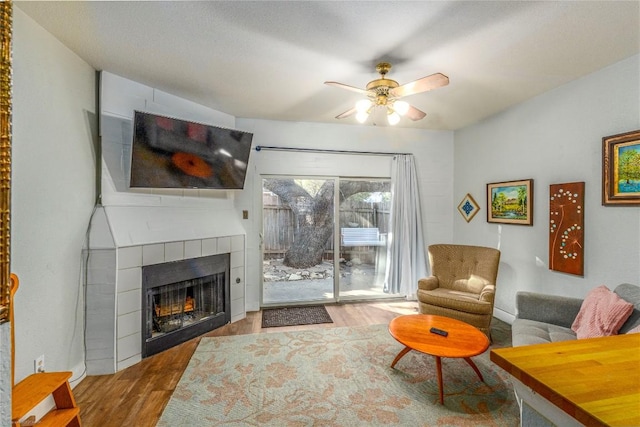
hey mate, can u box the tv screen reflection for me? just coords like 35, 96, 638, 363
130, 111, 253, 189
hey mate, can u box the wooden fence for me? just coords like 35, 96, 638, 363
263, 197, 390, 260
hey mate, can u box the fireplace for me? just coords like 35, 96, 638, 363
85, 205, 246, 374
141, 254, 231, 357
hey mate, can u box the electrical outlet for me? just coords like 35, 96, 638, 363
34, 355, 45, 373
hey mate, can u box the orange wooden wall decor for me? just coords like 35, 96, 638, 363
549, 182, 585, 276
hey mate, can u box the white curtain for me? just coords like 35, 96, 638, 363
383, 154, 428, 297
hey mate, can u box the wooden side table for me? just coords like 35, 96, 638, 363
388, 314, 490, 404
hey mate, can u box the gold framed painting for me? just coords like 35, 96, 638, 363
487, 179, 533, 225
602, 129, 640, 206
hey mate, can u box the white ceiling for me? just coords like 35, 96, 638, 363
15, 1, 640, 130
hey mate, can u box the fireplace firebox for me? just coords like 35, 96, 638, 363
141, 254, 230, 357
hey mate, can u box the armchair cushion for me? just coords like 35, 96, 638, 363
417, 288, 494, 315
452, 275, 490, 294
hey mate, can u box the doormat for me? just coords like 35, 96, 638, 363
261, 305, 333, 328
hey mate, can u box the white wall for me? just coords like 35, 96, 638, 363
235, 119, 454, 310
0, 323, 9, 424
10, 8, 97, 385
454, 54, 640, 321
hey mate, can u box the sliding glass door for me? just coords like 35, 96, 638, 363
261, 176, 397, 306
262, 177, 336, 305
338, 179, 397, 300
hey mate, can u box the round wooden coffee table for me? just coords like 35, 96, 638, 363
388, 314, 490, 404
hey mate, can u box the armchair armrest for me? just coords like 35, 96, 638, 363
516, 291, 583, 329
479, 284, 495, 303
418, 276, 439, 291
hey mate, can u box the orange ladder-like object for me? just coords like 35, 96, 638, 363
10, 274, 81, 427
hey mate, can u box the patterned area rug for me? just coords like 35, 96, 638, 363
261, 305, 333, 328
158, 324, 519, 426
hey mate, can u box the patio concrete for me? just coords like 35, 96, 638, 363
263, 259, 394, 304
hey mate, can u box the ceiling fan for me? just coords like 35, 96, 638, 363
325, 62, 449, 125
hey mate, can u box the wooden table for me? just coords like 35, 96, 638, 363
388, 314, 490, 404
490, 333, 640, 427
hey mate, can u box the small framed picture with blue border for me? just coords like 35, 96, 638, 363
458, 193, 480, 222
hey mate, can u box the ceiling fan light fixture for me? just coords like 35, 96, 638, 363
355, 99, 372, 112
327, 62, 448, 125
387, 110, 401, 125
356, 110, 370, 123
393, 100, 410, 116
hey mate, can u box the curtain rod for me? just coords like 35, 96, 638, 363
254, 145, 408, 156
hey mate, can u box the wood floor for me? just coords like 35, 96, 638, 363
73, 301, 420, 427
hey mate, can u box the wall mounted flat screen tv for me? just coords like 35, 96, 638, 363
130, 111, 253, 189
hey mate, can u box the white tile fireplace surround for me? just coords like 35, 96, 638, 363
85, 206, 246, 375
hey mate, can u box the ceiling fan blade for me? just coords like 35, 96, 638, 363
391, 73, 449, 98
335, 107, 357, 119
324, 81, 371, 96
405, 105, 427, 121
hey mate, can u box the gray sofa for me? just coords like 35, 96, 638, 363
512, 283, 640, 347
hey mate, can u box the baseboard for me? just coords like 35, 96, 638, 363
493, 307, 515, 325
70, 360, 87, 388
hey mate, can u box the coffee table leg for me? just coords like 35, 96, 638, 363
464, 357, 484, 382
391, 346, 411, 368
435, 356, 444, 405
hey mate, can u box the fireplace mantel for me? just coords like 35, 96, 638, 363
90, 205, 245, 248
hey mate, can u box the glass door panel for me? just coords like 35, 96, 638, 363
338, 179, 397, 300
262, 177, 336, 305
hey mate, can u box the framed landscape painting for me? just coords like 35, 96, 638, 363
602, 129, 640, 206
487, 179, 533, 225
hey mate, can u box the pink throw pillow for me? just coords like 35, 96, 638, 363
571, 285, 634, 339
